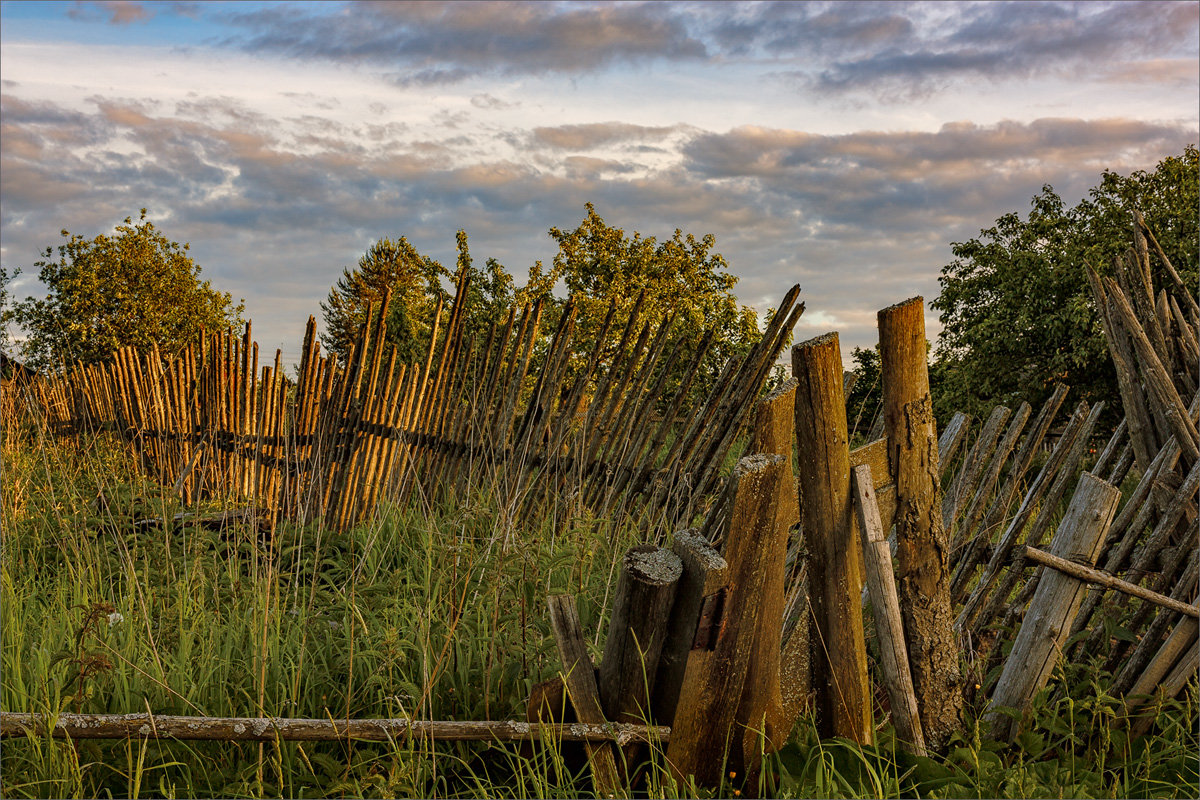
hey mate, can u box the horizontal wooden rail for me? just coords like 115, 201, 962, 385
1023, 546, 1199, 619
0, 712, 670, 746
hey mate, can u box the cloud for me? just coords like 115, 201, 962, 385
2, 87, 1192, 369
682, 118, 1192, 235
795, 1, 1198, 98
677, 1, 1199, 101
532, 122, 680, 150
470, 93, 518, 111
220, 1, 707, 81
67, 1, 153, 25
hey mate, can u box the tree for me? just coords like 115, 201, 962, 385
530, 204, 760, 403
845, 345, 882, 443
931, 147, 1198, 422
320, 236, 451, 366
13, 211, 242, 371
321, 231, 515, 368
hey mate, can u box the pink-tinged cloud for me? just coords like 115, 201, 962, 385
532, 122, 682, 151
68, 1, 153, 25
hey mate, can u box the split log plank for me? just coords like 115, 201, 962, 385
665, 454, 794, 786
651, 529, 729, 727
986, 473, 1121, 741
851, 464, 927, 756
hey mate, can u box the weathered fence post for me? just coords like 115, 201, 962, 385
666, 453, 794, 786
547, 595, 623, 798
985, 472, 1121, 741
651, 530, 729, 727
598, 545, 682, 724
852, 464, 927, 756
792, 333, 872, 744
877, 297, 962, 749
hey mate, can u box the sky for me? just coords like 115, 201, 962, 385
1, 0, 1197, 366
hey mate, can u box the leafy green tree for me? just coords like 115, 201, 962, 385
845, 345, 882, 443
13, 211, 242, 371
529, 203, 760, 403
320, 236, 450, 366
931, 147, 1198, 422
453, 230, 516, 345
321, 231, 515, 368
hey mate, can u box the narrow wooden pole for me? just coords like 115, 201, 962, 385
877, 297, 962, 750
547, 595, 624, 799
852, 464, 927, 756
792, 333, 872, 744
985, 472, 1121, 741
1022, 546, 1199, 619
0, 713, 668, 745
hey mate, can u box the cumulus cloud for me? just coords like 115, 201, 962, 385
220, 1, 707, 80
1, 83, 1193, 365
682, 118, 1192, 235
202, 0, 1199, 100
763, 1, 1199, 98
532, 122, 681, 150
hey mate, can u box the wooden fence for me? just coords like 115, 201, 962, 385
9, 276, 804, 537
3, 214, 1196, 794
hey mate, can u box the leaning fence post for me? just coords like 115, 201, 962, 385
547, 595, 624, 799
792, 332, 872, 744
985, 472, 1121, 741
878, 297, 963, 749
852, 464, 927, 756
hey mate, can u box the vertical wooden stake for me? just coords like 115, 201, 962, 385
792, 333, 872, 744
598, 545, 682, 723
878, 297, 962, 749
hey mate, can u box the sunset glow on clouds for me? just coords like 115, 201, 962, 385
1, 0, 1197, 362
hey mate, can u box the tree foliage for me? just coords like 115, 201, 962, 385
0, 266, 18, 356
13, 211, 243, 371
845, 345, 882, 443
931, 146, 1198, 422
323, 206, 759, 405
321, 231, 515, 367
320, 236, 450, 366
529, 203, 760, 402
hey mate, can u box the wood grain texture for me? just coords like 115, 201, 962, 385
792, 332, 872, 744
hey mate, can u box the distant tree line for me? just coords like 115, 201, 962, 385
6, 146, 1194, 430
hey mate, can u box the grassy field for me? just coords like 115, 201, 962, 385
1, 410, 1197, 798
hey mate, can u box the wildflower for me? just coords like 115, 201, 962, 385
107, 612, 124, 627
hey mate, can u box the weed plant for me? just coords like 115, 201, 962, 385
1, 402, 1196, 798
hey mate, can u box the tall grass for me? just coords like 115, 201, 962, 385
2, 402, 1196, 798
